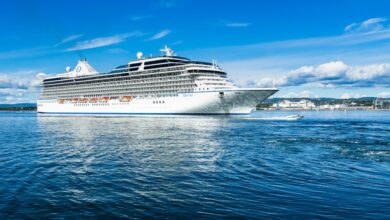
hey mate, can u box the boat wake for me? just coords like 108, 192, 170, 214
244, 114, 304, 121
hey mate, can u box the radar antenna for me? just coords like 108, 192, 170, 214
160, 45, 175, 56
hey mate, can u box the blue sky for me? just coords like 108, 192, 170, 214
0, 0, 390, 103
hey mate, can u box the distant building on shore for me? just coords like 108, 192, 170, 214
263, 97, 388, 111
374, 98, 390, 110
272, 99, 316, 110
318, 103, 348, 110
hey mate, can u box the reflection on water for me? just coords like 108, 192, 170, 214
36, 115, 227, 174
0, 111, 389, 219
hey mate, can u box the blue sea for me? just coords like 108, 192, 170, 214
0, 111, 389, 219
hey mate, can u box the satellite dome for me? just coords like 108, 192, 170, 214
137, 52, 143, 60
66, 66, 71, 72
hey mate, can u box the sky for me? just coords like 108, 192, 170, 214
0, 0, 390, 103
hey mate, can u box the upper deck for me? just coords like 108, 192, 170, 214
42, 47, 225, 86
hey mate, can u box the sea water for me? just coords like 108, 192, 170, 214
0, 111, 389, 219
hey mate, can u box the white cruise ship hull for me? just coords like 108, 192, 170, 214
37, 88, 277, 115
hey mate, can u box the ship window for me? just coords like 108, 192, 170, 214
144, 63, 172, 70
115, 64, 128, 69
129, 62, 142, 67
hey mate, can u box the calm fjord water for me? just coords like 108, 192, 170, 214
0, 111, 389, 219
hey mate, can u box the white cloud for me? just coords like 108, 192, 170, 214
226, 22, 251, 27
67, 35, 127, 51
67, 32, 143, 51
1, 71, 47, 90
0, 75, 29, 89
377, 92, 390, 98
0, 71, 49, 103
282, 90, 318, 98
205, 24, 390, 89
0, 88, 29, 103
344, 17, 388, 33
130, 15, 153, 21
30, 72, 48, 88
315, 61, 348, 76
340, 92, 367, 99
251, 61, 390, 88
54, 34, 83, 47
147, 30, 171, 41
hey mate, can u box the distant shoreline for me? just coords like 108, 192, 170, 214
0, 107, 37, 111
0, 109, 388, 113
258, 108, 389, 111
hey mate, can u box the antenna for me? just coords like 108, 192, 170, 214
160, 45, 175, 56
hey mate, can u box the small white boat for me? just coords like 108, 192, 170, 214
285, 114, 304, 120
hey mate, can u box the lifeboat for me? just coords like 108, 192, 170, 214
99, 97, 109, 102
120, 96, 133, 102
71, 98, 79, 103
79, 98, 89, 103
58, 99, 65, 104
89, 97, 98, 103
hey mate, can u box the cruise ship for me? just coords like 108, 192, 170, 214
37, 46, 278, 115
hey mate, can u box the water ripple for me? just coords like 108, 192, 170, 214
0, 111, 389, 219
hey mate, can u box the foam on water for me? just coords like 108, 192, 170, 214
243, 114, 304, 121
